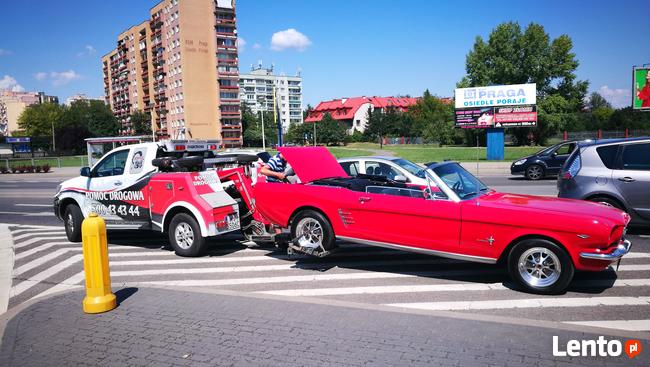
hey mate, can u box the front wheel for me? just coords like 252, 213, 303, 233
525, 164, 544, 180
507, 239, 574, 294
63, 205, 83, 242
168, 213, 205, 257
290, 210, 335, 251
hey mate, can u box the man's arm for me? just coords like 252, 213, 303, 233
260, 166, 286, 180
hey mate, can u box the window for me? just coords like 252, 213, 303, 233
555, 143, 575, 156
621, 143, 650, 171
365, 161, 402, 180
93, 149, 129, 177
366, 186, 425, 199
596, 145, 619, 169
340, 161, 360, 176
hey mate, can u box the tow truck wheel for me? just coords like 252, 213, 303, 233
168, 213, 205, 257
63, 205, 83, 242
507, 239, 574, 295
290, 210, 335, 251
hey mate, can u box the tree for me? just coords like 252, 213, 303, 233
364, 108, 389, 148
409, 90, 455, 145
587, 92, 611, 111
17, 103, 64, 137
458, 22, 588, 144
318, 113, 348, 146
130, 110, 152, 136
285, 122, 312, 145
242, 109, 277, 147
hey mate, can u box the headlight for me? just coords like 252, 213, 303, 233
514, 159, 527, 165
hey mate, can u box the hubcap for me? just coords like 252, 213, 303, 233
598, 201, 613, 207
174, 222, 194, 250
67, 213, 74, 233
527, 166, 542, 180
296, 218, 323, 249
518, 247, 561, 288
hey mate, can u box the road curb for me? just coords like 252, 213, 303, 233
0, 225, 14, 315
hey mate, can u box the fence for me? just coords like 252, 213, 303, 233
2, 155, 89, 170
553, 129, 650, 141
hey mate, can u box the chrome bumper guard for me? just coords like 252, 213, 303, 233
579, 239, 632, 261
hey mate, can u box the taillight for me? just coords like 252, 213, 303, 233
213, 206, 235, 230
561, 153, 581, 180
175, 145, 185, 151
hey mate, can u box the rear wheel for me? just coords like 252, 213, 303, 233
168, 213, 205, 257
508, 239, 574, 294
588, 196, 624, 211
63, 204, 83, 242
290, 210, 335, 251
525, 164, 544, 180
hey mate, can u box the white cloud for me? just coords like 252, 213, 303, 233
598, 85, 631, 109
0, 49, 12, 56
34, 72, 48, 81
77, 45, 96, 57
34, 70, 82, 86
270, 28, 311, 51
252, 43, 261, 50
237, 37, 246, 52
0, 75, 25, 92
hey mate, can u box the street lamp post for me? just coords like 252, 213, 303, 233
51, 120, 56, 153
257, 97, 266, 150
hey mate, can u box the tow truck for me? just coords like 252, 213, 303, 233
53, 139, 242, 256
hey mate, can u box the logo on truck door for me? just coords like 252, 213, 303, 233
130, 149, 146, 174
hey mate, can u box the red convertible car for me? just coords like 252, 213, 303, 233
219, 147, 632, 294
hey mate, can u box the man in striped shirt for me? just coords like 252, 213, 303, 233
260, 152, 287, 183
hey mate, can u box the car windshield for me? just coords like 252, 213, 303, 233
391, 158, 426, 178
430, 163, 489, 200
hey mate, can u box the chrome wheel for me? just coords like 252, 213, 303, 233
518, 247, 561, 288
526, 165, 543, 180
296, 217, 323, 248
598, 201, 613, 207
67, 213, 74, 234
174, 222, 194, 250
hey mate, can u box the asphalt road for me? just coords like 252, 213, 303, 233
2, 171, 649, 343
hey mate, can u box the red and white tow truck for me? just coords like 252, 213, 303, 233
53, 139, 241, 256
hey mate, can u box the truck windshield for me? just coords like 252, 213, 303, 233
430, 163, 489, 200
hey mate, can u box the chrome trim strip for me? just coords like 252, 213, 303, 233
579, 239, 632, 261
337, 236, 497, 264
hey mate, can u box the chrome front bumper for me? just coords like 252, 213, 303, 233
579, 239, 632, 261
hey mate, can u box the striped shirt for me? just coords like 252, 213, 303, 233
265, 154, 286, 182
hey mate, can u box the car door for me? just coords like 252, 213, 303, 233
613, 142, 650, 220
347, 187, 461, 254
86, 148, 132, 223
546, 142, 576, 175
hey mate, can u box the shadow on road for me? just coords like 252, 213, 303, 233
115, 287, 138, 306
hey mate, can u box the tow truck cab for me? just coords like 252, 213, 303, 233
54, 140, 240, 256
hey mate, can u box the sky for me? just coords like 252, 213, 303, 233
0, 0, 647, 108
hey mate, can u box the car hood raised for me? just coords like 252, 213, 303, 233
278, 146, 348, 182
478, 192, 630, 225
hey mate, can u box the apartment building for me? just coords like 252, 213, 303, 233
239, 63, 303, 132
101, 0, 242, 147
0, 90, 59, 136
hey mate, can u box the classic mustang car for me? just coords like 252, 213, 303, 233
220, 147, 632, 294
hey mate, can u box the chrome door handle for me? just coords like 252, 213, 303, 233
618, 177, 635, 183
114, 181, 123, 186
359, 196, 371, 203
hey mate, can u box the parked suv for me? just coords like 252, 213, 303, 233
557, 137, 650, 226
511, 141, 577, 180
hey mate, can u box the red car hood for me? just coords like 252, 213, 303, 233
478, 192, 631, 225
278, 146, 348, 182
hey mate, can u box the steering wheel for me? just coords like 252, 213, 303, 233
452, 181, 463, 192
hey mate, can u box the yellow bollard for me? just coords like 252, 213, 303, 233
81, 212, 116, 313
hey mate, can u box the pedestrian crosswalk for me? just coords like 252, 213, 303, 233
7, 225, 650, 334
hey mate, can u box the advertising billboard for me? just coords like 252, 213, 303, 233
454, 83, 536, 109
454, 105, 537, 128
633, 67, 650, 110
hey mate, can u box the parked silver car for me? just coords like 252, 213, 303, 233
557, 137, 650, 226
338, 156, 428, 185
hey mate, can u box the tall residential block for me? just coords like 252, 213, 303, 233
239, 63, 303, 132
101, 0, 242, 147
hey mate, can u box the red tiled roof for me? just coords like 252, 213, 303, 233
305, 96, 420, 123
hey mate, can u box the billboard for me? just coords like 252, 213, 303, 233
455, 105, 537, 128
633, 67, 650, 110
454, 83, 536, 109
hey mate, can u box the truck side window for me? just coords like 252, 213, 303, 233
94, 150, 130, 177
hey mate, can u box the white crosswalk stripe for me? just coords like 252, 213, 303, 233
8, 226, 650, 333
